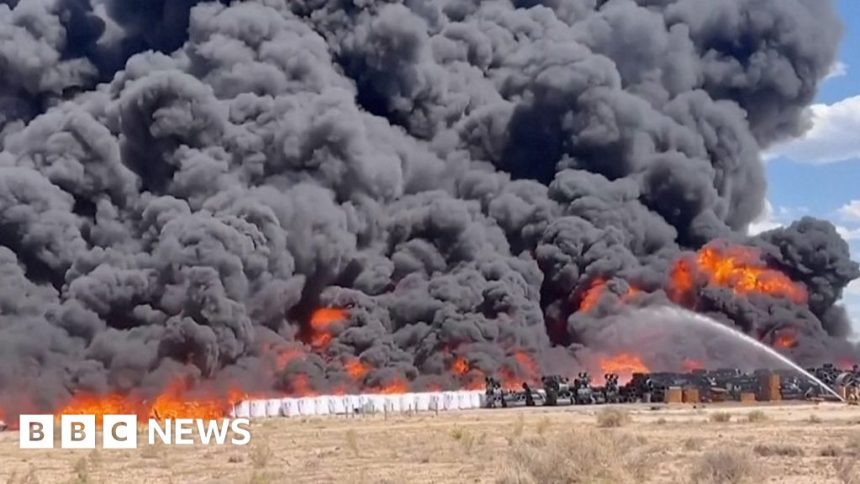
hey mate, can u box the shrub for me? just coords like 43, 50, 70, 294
752, 444, 804, 457
496, 429, 648, 484
746, 411, 768, 423
690, 449, 756, 484
596, 408, 630, 428
709, 412, 732, 423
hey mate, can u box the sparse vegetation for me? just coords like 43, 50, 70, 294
536, 417, 551, 436
690, 449, 756, 484
496, 430, 649, 484
752, 444, 804, 457
596, 408, 630, 428
683, 437, 705, 451
746, 411, 768, 423
506, 414, 525, 445
846, 434, 860, 456
68, 458, 92, 484
6, 466, 39, 484
250, 439, 274, 469
247, 471, 274, 484
836, 458, 860, 484
709, 412, 732, 423
1, 405, 859, 483
345, 429, 360, 456
450, 426, 476, 455
820, 444, 841, 457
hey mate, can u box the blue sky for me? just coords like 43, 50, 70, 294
760, 0, 860, 337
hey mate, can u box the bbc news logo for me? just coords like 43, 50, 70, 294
19, 415, 251, 449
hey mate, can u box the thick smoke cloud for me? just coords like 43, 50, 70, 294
0, 0, 855, 413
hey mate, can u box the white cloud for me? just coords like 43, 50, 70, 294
848, 279, 860, 296
747, 200, 784, 235
766, 95, 860, 164
838, 200, 860, 223
836, 225, 860, 242
746, 202, 812, 236
825, 61, 848, 80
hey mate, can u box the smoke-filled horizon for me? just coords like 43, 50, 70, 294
0, 0, 858, 414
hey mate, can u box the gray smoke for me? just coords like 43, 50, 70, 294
0, 0, 856, 416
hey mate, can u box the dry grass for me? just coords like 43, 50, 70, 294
709, 412, 732, 423
836, 458, 860, 484
752, 443, 804, 457
5, 466, 39, 484
249, 439, 274, 469
1, 403, 859, 483
69, 457, 92, 484
746, 410, 768, 423
345, 429, 359, 456
449, 426, 477, 455
689, 449, 756, 484
821, 444, 842, 457
683, 437, 705, 451
595, 408, 630, 428
497, 429, 648, 484
535, 417, 551, 436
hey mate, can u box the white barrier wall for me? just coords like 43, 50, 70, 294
235, 389, 487, 419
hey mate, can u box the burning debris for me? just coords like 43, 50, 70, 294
483, 363, 860, 409
0, 0, 857, 421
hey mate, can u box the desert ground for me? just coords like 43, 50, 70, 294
1, 402, 859, 484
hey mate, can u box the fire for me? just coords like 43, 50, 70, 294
288, 375, 318, 397
668, 258, 695, 304
599, 353, 649, 384
151, 383, 238, 421
452, 357, 469, 375
499, 351, 538, 389
669, 244, 807, 305
58, 393, 142, 423
579, 277, 607, 312
55, 379, 243, 424
345, 358, 369, 381
309, 308, 348, 349
275, 346, 304, 370
773, 329, 798, 349
375, 379, 409, 394
577, 277, 641, 312
682, 358, 704, 372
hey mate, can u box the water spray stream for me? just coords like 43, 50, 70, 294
649, 306, 844, 402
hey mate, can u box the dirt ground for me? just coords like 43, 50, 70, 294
1, 402, 859, 484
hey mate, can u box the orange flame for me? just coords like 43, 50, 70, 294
599, 353, 649, 384
669, 244, 807, 305
151, 382, 239, 421
682, 358, 704, 372
452, 357, 469, 375
375, 379, 409, 394
578, 277, 641, 312
579, 277, 607, 312
289, 375, 319, 397
773, 330, 798, 349
309, 308, 347, 349
275, 346, 305, 371
499, 351, 538, 389
56, 379, 243, 424
345, 358, 369, 381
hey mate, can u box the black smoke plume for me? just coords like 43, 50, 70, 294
0, 0, 856, 415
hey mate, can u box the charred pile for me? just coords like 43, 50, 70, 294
485, 363, 860, 408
